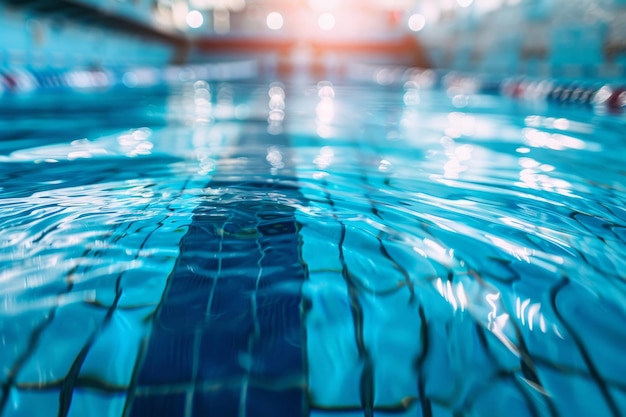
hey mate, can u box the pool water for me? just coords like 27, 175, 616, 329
1, 78, 625, 417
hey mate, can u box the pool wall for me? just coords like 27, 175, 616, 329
0, 2, 176, 69
417, 0, 626, 79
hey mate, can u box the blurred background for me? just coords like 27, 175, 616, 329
0, 0, 625, 79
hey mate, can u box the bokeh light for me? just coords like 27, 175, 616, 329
318, 13, 335, 31
185, 10, 204, 28
408, 13, 426, 32
266, 12, 284, 30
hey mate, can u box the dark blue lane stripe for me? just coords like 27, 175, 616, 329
126, 129, 307, 417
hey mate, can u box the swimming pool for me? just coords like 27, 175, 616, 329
1, 72, 625, 417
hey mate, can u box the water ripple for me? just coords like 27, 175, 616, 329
1, 83, 625, 415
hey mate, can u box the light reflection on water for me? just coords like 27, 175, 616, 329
0, 80, 625, 416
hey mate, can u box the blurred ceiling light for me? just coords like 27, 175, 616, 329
457, 0, 474, 7
266, 12, 284, 30
408, 13, 426, 31
308, 0, 339, 11
186, 10, 204, 28
367, 0, 415, 10
318, 13, 335, 31
190, 0, 245, 11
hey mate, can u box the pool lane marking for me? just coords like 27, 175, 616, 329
120, 124, 241, 406
124, 128, 309, 417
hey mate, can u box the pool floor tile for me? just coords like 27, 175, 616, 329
2, 389, 59, 417
17, 303, 107, 386
135, 330, 196, 386
428, 403, 457, 417
127, 391, 186, 417
117, 269, 171, 310
244, 385, 305, 417
466, 379, 536, 417
79, 310, 147, 388
197, 325, 251, 382
307, 332, 363, 409
554, 282, 626, 382
249, 317, 302, 379
0, 310, 50, 384
192, 388, 240, 416
359, 292, 421, 408
537, 366, 617, 417
298, 223, 342, 270
67, 389, 126, 417
200, 280, 256, 326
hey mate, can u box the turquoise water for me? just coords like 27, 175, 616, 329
0, 79, 625, 417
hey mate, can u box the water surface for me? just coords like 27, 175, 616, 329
1, 79, 625, 417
